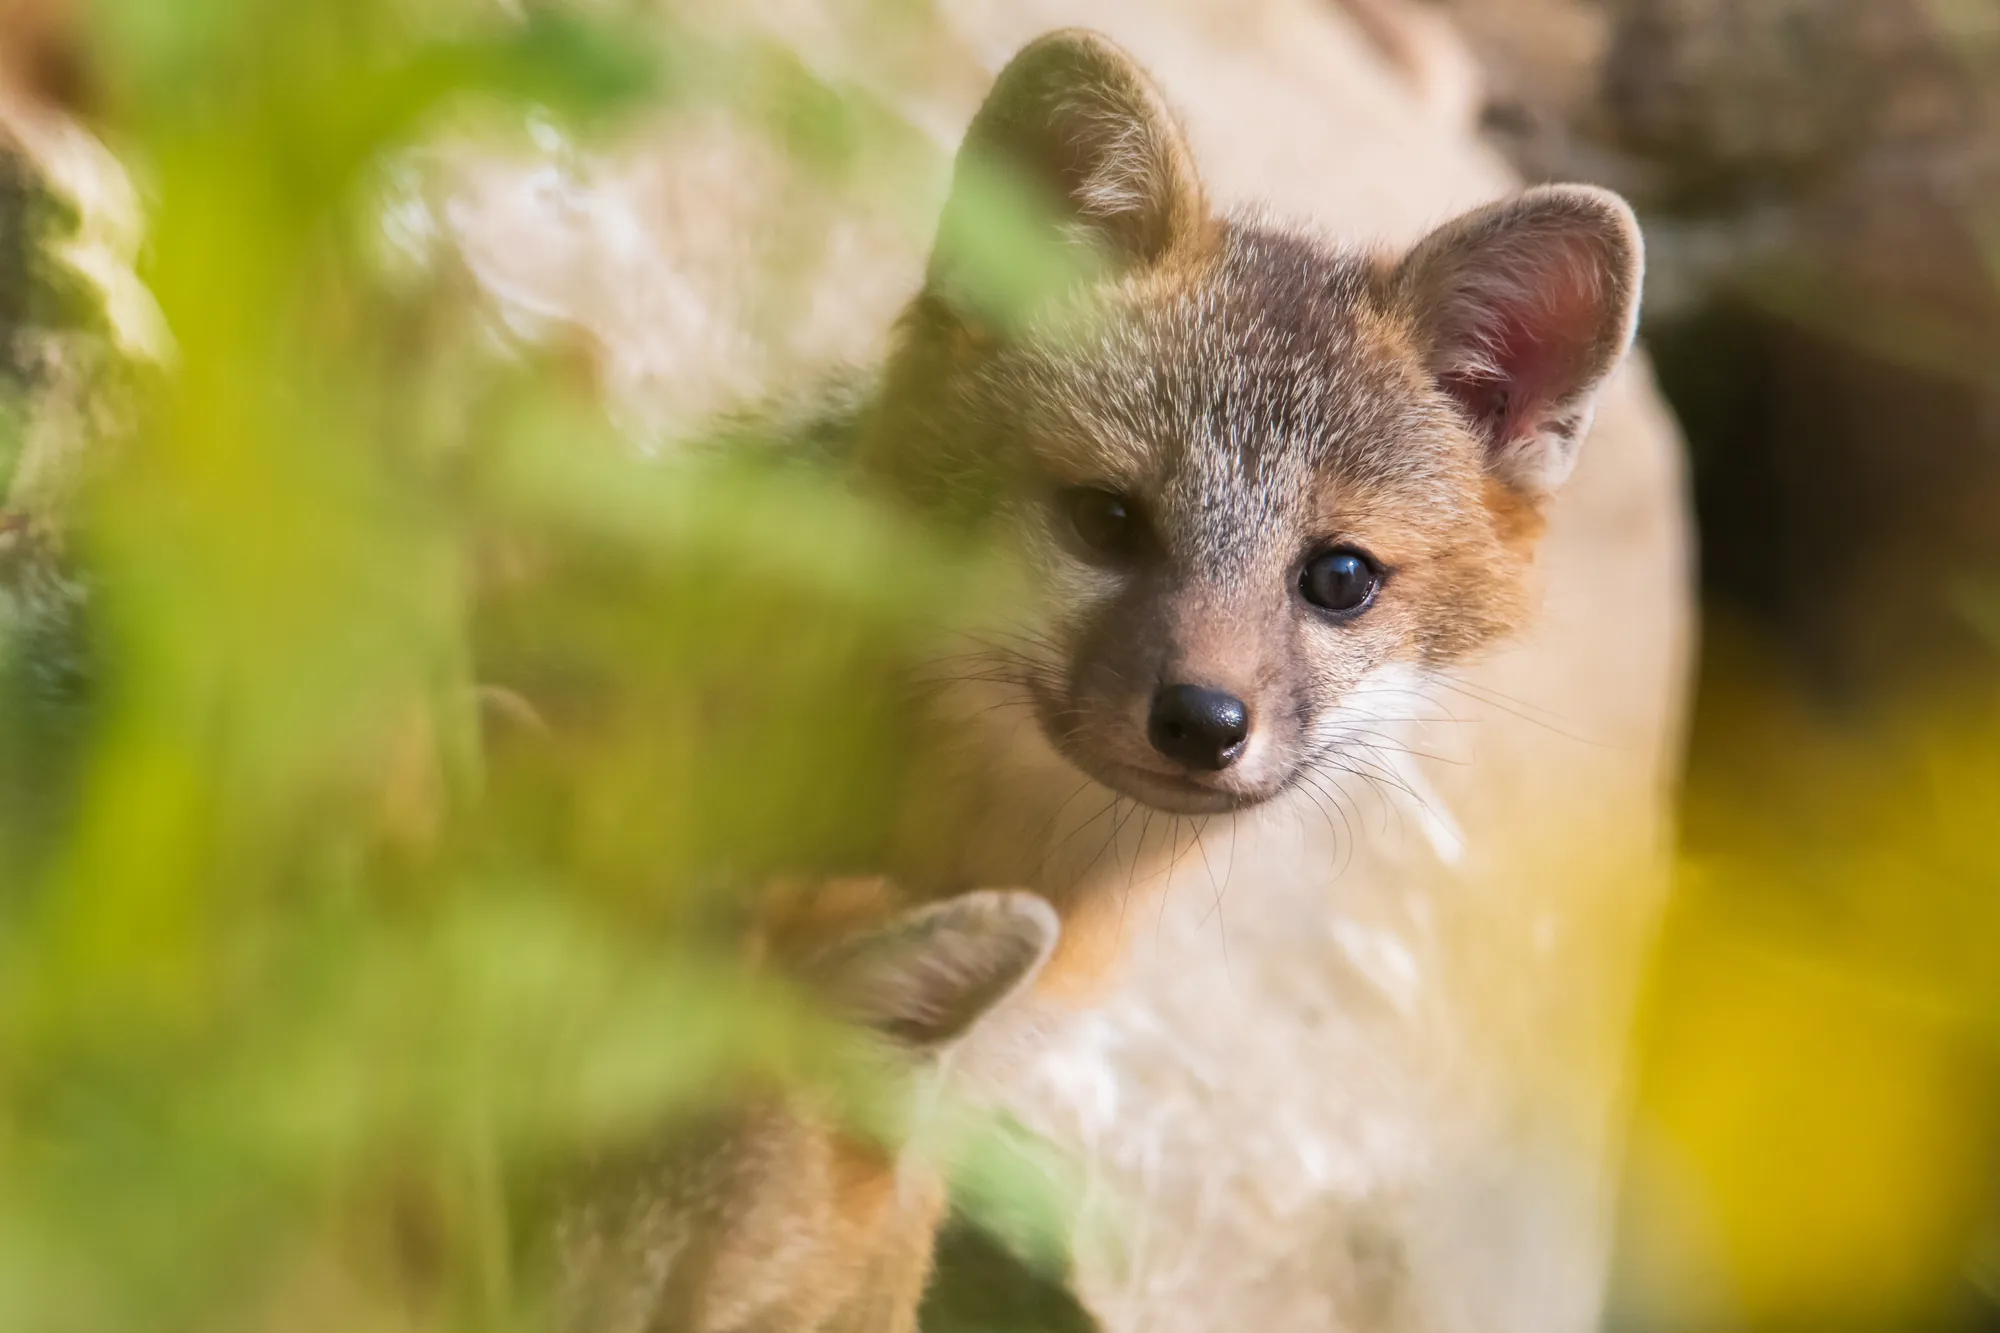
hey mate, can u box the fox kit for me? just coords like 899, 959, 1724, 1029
543, 25, 1646, 1330
547, 884, 1059, 1333
868, 30, 1642, 935
414, 0, 1688, 1323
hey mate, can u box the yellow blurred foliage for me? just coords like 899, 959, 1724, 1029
1617, 621, 2000, 1328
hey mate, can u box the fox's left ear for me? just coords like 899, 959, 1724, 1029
1391, 185, 1643, 497
926, 29, 1207, 329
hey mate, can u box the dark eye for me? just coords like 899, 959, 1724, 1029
1299, 547, 1381, 615
1056, 486, 1143, 563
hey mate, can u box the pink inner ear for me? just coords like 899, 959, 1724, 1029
1438, 243, 1605, 452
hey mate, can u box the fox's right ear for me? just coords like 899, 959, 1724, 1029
1390, 184, 1644, 498
809, 890, 1059, 1053
927, 29, 1207, 330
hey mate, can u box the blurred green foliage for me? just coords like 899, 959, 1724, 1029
0, 3, 1074, 1330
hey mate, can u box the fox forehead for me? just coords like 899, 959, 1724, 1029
982, 224, 1475, 547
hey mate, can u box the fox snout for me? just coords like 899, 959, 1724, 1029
1043, 608, 1301, 815
1147, 683, 1249, 772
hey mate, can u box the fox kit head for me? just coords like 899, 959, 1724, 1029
867, 30, 1643, 816
552, 886, 1058, 1333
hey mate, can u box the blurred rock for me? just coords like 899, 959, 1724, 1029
1601, 0, 2000, 697
1603, 0, 2000, 340
1436, 0, 2000, 697
1426, 0, 1616, 182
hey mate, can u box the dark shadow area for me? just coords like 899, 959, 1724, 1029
920, 1215, 1101, 1333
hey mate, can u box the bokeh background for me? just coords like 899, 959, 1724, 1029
1, 1, 1997, 1330
1429, 4, 2000, 1329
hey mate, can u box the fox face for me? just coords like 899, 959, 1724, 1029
865, 30, 1643, 816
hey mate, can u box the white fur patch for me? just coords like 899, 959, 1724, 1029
1310, 662, 1467, 867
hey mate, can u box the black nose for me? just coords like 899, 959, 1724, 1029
1147, 684, 1250, 771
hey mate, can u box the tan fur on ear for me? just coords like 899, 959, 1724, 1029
1392, 183, 1644, 496
928, 28, 1208, 319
